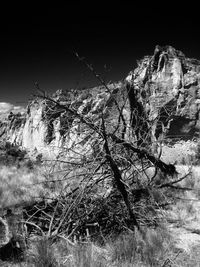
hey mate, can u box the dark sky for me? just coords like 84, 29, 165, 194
0, 2, 200, 106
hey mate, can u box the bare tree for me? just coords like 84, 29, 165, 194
21, 55, 191, 244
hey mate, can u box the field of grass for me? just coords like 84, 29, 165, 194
1, 157, 200, 266
0, 164, 46, 209
0, 226, 177, 267
0, 155, 78, 210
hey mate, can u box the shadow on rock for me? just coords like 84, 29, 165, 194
0, 237, 24, 262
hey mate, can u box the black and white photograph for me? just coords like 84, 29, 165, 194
0, 2, 200, 266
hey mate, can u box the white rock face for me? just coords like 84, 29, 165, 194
22, 103, 46, 152
20, 99, 95, 158
0, 85, 124, 159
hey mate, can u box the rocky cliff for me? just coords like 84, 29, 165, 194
127, 45, 200, 162
1, 45, 200, 162
0, 83, 126, 159
127, 45, 200, 139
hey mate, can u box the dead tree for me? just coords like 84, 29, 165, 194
21, 55, 194, 244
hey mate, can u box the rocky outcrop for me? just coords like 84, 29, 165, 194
1, 45, 200, 162
0, 217, 9, 247
0, 211, 25, 262
125, 45, 200, 162
126, 45, 200, 142
0, 84, 126, 159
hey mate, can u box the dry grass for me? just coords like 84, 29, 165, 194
162, 164, 200, 257
17, 225, 174, 267
0, 158, 77, 209
2, 161, 200, 266
16, 226, 200, 267
0, 165, 46, 209
109, 226, 174, 267
26, 237, 58, 267
169, 165, 200, 227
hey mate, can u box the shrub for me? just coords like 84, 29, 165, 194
0, 142, 27, 166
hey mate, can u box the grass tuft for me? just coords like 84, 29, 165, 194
26, 237, 57, 267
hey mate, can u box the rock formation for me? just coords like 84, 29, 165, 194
0, 211, 25, 262
1, 45, 200, 162
126, 45, 200, 141
0, 83, 128, 159
126, 45, 200, 162
0, 217, 9, 247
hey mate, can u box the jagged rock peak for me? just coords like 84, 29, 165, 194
154, 45, 185, 58
126, 45, 200, 85
125, 45, 200, 162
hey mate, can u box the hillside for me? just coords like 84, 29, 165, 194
0, 45, 200, 163
1, 45, 200, 266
